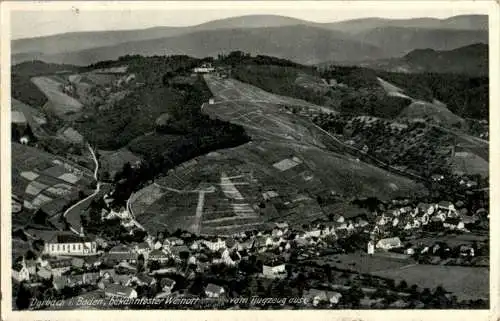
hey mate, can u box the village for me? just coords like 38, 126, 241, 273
13, 178, 489, 309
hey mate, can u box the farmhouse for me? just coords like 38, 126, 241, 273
43, 233, 97, 256
376, 237, 403, 250
193, 63, 215, 74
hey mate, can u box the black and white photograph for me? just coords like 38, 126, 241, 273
1, 0, 496, 316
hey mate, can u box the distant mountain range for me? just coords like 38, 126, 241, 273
335, 43, 488, 76
12, 14, 488, 66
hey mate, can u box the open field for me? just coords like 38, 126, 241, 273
311, 252, 413, 274
204, 75, 336, 115
31, 76, 83, 119
399, 101, 465, 126
372, 265, 489, 301
451, 151, 489, 176
312, 252, 488, 301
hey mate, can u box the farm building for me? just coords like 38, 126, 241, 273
376, 237, 403, 250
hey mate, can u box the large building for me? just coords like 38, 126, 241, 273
43, 233, 97, 256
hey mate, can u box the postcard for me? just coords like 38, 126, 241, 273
1, 1, 498, 320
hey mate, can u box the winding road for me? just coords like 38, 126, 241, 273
63, 143, 101, 236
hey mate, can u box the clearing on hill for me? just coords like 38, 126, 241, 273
31, 76, 83, 120
399, 100, 465, 127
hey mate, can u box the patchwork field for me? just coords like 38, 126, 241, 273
11, 143, 94, 223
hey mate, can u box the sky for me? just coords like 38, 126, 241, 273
9, 1, 489, 40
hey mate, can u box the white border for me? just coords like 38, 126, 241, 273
1, 1, 499, 321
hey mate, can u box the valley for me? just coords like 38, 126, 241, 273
8, 12, 490, 311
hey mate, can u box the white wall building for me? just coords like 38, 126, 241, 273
44, 234, 97, 256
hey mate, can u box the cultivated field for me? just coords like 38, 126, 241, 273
11, 143, 93, 221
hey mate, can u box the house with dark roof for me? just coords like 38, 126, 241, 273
170, 245, 190, 259
44, 233, 97, 257
45, 257, 73, 276
12, 260, 30, 282
104, 284, 138, 299
148, 249, 170, 263
107, 245, 137, 264
160, 278, 176, 294
127, 273, 156, 287
205, 283, 225, 298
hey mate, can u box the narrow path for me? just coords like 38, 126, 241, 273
192, 191, 207, 234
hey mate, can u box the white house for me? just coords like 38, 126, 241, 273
376, 237, 402, 250
202, 239, 227, 252
12, 259, 30, 282
148, 249, 170, 263
44, 234, 97, 256
305, 289, 341, 306
262, 263, 286, 278
367, 241, 375, 255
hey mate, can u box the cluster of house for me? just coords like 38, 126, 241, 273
369, 200, 481, 236
13, 191, 486, 305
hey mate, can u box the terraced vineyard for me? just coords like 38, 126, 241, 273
131, 75, 426, 235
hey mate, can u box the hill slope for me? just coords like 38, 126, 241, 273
21, 25, 384, 66
130, 74, 426, 236
351, 27, 488, 58
351, 43, 488, 76
12, 14, 310, 57
13, 14, 488, 66
325, 15, 488, 34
